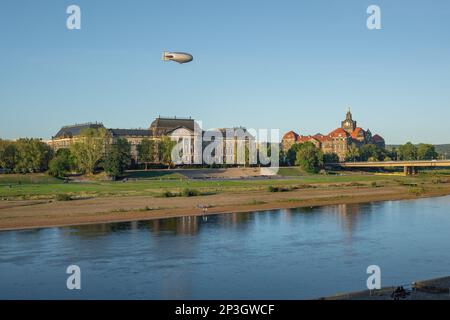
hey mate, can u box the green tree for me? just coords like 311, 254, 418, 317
48, 149, 75, 178
157, 137, 177, 168
359, 144, 385, 161
48, 157, 69, 178
56, 148, 76, 167
70, 127, 111, 174
345, 144, 360, 162
295, 142, 323, 173
287, 143, 303, 166
388, 148, 398, 161
279, 149, 288, 166
0, 139, 17, 171
398, 142, 418, 161
14, 139, 53, 173
104, 138, 131, 180
323, 152, 339, 164
137, 139, 155, 170
359, 144, 375, 161
417, 144, 438, 160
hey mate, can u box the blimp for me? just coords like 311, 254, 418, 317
162, 51, 193, 64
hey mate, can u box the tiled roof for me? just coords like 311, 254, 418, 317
350, 127, 365, 139
53, 123, 105, 138
150, 117, 196, 134
297, 135, 311, 142
109, 129, 152, 137
283, 131, 299, 140
312, 133, 331, 142
282, 112, 384, 146
54, 123, 153, 139
328, 128, 349, 138
296, 135, 325, 144
371, 134, 385, 142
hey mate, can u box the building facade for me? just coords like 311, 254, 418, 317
281, 110, 385, 161
47, 117, 254, 166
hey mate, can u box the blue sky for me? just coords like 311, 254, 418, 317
0, 0, 449, 144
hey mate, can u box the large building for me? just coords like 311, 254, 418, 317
48, 118, 189, 163
47, 117, 254, 165
281, 110, 385, 161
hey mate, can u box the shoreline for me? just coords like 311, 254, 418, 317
322, 276, 450, 300
1, 185, 450, 231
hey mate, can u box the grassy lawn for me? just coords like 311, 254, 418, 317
0, 174, 60, 184
0, 171, 445, 200
420, 169, 450, 175
124, 170, 188, 180
277, 167, 308, 176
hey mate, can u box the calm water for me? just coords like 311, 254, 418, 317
1, 196, 450, 299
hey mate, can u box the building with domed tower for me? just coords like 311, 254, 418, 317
281, 109, 385, 161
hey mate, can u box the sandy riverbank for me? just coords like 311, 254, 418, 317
1, 183, 450, 231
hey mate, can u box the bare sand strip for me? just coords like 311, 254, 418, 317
1, 184, 450, 231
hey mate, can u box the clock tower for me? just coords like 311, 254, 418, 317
341, 108, 357, 133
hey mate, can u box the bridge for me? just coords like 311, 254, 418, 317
332, 160, 450, 175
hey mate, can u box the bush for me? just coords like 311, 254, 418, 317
181, 188, 200, 197
268, 185, 291, 192
161, 190, 177, 198
347, 182, 365, 187
432, 179, 445, 184
408, 186, 426, 196
160, 189, 202, 197
56, 194, 72, 201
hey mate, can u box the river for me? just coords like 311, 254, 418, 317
1, 196, 450, 299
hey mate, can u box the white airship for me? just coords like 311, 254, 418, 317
162, 51, 193, 64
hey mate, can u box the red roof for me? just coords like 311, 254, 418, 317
297, 135, 312, 143
371, 134, 385, 142
328, 128, 349, 138
350, 127, 365, 139
295, 135, 326, 145
313, 134, 331, 142
282, 131, 299, 140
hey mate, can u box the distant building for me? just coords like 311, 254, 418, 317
47, 117, 254, 165
49, 122, 106, 150
204, 127, 255, 165
281, 110, 385, 161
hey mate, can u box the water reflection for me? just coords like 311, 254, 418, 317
150, 217, 196, 235
2, 196, 450, 299
69, 203, 369, 239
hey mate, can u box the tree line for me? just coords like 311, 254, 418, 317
283, 142, 440, 174
0, 128, 176, 180
345, 142, 438, 162
0, 129, 441, 178
281, 142, 334, 174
